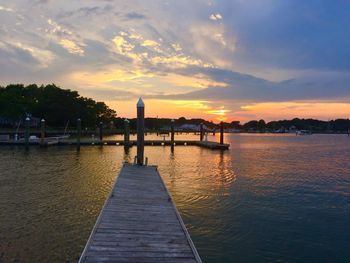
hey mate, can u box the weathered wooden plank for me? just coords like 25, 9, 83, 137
83, 256, 197, 263
85, 251, 194, 257
79, 163, 202, 263
88, 245, 192, 253
91, 241, 193, 248
92, 235, 188, 243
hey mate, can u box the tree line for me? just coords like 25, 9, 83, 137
230, 118, 350, 132
0, 84, 349, 132
0, 84, 116, 128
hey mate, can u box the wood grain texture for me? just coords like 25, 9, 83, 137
79, 163, 202, 263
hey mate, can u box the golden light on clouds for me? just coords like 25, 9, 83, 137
149, 55, 211, 68
70, 68, 153, 84
59, 39, 84, 56
105, 99, 212, 120
111, 31, 212, 69
171, 100, 210, 110
141, 39, 159, 47
1, 1, 349, 124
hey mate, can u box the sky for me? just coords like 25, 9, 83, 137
0, 0, 350, 122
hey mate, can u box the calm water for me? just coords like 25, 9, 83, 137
0, 134, 350, 262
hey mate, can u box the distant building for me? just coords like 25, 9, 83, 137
0, 115, 40, 128
275, 126, 287, 133
177, 124, 209, 132
0, 116, 15, 126
226, 128, 240, 133
289, 125, 297, 132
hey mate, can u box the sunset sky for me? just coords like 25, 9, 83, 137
1, 0, 349, 122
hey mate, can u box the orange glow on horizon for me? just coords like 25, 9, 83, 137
236, 102, 350, 122
103, 99, 349, 124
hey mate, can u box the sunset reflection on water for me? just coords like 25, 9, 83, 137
0, 134, 349, 262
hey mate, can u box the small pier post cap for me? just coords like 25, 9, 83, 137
137, 97, 144, 108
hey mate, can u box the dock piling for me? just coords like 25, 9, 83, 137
77, 118, 81, 151
99, 122, 103, 142
137, 98, 145, 165
25, 117, 30, 150
200, 123, 203, 141
220, 121, 224, 145
40, 119, 45, 146
171, 119, 175, 145
124, 118, 130, 148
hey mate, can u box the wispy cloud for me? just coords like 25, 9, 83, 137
59, 39, 84, 55
209, 13, 223, 21
0, 5, 14, 12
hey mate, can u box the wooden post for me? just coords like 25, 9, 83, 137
137, 98, 145, 165
40, 119, 45, 146
124, 118, 130, 148
25, 117, 30, 149
99, 122, 103, 142
77, 118, 81, 151
220, 121, 224, 145
171, 119, 175, 145
200, 123, 203, 141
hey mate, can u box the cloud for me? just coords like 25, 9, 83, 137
46, 19, 73, 37
209, 13, 223, 21
1, 0, 350, 120
56, 5, 113, 19
80, 88, 137, 101
59, 39, 84, 55
150, 67, 350, 102
34, 0, 51, 4
0, 41, 54, 68
141, 39, 159, 47
0, 5, 14, 12
110, 31, 211, 69
190, 23, 235, 68
125, 12, 146, 20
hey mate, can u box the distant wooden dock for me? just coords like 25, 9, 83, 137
0, 139, 229, 150
79, 163, 202, 263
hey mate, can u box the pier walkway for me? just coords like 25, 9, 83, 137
0, 139, 229, 150
79, 163, 202, 263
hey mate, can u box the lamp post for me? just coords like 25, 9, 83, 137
137, 98, 145, 165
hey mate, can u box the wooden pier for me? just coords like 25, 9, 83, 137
0, 139, 230, 150
79, 163, 202, 263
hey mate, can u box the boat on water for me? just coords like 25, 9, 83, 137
296, 130, 312, 135
16, 134, 70, 142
